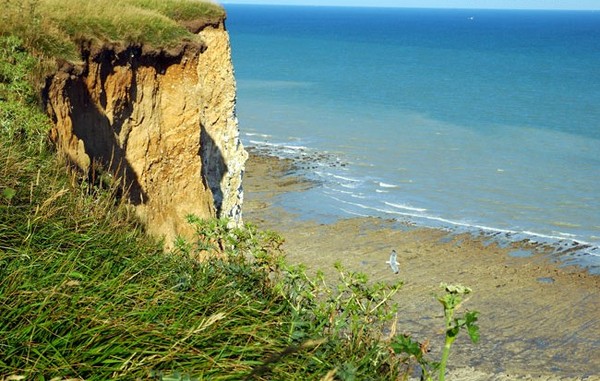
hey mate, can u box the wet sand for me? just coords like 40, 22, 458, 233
243, 151, 600, 380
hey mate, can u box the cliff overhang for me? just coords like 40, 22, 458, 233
43, 18, 248, 246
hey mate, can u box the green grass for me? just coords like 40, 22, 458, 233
0, 0, 226, 89
0, 36, 408, 380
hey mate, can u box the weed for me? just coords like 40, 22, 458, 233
436, 283, 480, 381
390, 283, 479, 381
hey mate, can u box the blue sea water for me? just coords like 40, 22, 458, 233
224, 5, 600, 272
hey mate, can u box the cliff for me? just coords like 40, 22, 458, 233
43, 20, 248, 245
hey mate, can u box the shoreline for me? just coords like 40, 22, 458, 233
242, 151, 600, 380
244, 143, 600, 276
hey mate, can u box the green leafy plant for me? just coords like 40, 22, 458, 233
390, 283, 479, 381
390, 334, 437, 381
272, 261, 405, 380
437, 283, 480, 381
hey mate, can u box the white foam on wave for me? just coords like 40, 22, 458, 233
245, 132, 272, 138
327, 195, 424, 218
330, 173, 361, 182
340, 208, 370, 218
323, 184, 354, 195
282, 145, 308, 151
384, 201, 427, 213
379, 182, 399, 188
339, 182, 359, 189
332, 194, 597, 253
248, 140, 307, 151
554, 231, 578, 239
422, 215, 519, 235
522, 230, 590, 245
376, 210, 595, 252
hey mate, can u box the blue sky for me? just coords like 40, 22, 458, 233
219, 0, 600, 10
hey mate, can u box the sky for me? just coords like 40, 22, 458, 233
219, 0, 600, 10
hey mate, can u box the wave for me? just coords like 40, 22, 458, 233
283, 145, 308, 151
248, 140, 276, 147
329, 173, 361, 182
378, 182, 399, 188
339, 182, 359, 189
384, 201, 427, 213
327, 195, 424, 218
553, 231, 578, 239
521, 230, 590, 245
245, 132, 272, 138
333, 195, 598, 251
248, 140, 308, 151
323, 184, 354, 195
340, 208, 370, 218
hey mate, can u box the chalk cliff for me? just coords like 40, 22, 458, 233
44, 19, 247, 245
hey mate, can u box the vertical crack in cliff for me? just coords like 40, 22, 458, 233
44, 22, 247, 246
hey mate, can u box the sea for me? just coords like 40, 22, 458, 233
223, 4, 600, 274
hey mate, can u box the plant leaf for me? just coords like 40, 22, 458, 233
390, 334, 422, 358
465, 311, 480, 343
68, 271, 86, 280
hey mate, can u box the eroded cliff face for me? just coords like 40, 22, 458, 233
44, 22, 247, 245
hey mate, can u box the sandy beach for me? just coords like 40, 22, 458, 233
243, 151, 600, 380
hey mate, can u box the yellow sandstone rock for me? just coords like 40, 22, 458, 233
44, 20, 247, 247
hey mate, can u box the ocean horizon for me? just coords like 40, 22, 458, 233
224, 4, 600, 273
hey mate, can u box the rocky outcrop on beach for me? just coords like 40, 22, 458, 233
43, 19, 247, 245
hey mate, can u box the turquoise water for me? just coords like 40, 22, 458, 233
225, 5, 600, 272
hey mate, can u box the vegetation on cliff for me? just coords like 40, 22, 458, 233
1, 0, 226, 89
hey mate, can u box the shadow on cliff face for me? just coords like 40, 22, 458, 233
49, 47, 147, 206
69, 75, 146, 205
200, 124, 227, 216
45, 42, 232, 222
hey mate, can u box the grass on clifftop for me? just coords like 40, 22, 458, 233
1, 0, 225, 87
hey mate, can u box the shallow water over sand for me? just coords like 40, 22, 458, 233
243, 153, 600, 380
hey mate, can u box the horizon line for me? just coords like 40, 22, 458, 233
219, 2, 600, 11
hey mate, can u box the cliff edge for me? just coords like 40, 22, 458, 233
43, 18, 248, 245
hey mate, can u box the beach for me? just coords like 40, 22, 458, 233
243, 152, 600, 380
